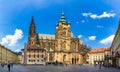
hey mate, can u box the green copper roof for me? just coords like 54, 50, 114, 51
59, 12, 66, 24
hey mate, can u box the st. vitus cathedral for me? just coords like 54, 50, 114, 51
22, 12, 90, 64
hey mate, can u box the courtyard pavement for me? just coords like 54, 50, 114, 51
0, 64, 120, 72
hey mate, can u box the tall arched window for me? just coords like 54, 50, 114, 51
49, 53, 53, 62
62, 41, 66, 50
71, 41, 76, 52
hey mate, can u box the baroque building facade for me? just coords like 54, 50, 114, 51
89, 48, 110, 65
22, 13, 89, 64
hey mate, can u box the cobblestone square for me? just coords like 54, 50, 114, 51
0, 64, 120, 72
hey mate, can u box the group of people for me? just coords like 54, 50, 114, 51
0, 62, 13, 72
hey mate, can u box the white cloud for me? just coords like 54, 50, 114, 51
82, 13, 92, 17
15, 49, 21, 52
88, 36, 96, 40
82, 11, 116, 19
0, 29, 23, 46
100, 35, 115, 44
76, 21, 79, 24
78, 35, 82, 39
97, 25, 104, 28
81, 20, 85, 23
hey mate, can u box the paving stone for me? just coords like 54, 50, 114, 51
0, 64, 120, 72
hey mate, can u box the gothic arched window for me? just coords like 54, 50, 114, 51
71, 41, 76, 52
62, 41, 66, 50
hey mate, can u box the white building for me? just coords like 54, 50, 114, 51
110, 20, 120, 68
89, 48, 110, 65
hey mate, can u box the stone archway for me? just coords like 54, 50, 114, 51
49, 53, 53, 62
63, 54, 66, 64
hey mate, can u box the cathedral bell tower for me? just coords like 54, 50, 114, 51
28, 16, 39, 48
55, 12, 72, 51
55, 12, 71, 39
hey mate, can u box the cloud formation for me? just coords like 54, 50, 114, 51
15, 49, 21, 52
88, 36, 96, 40
78, 35, 82, 39
81, 20, 85, 23
82, 11, 116, 19
97, 25, 104, 28
0, 29, 23, 46
100, 34, 115, 44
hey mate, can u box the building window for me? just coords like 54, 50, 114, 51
37, 60, 39, 62
34, 55, 35, 58
29, 55, 31, 58
41, 55, 43, 58
37, 55, 39, 58
62, 41, 66, 49
32, 41, 34, 45
42, 60, 43, 62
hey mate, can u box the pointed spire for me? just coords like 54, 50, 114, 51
29, 16, 36, 36
59, 12, 66, 24
31, 16, 35, 26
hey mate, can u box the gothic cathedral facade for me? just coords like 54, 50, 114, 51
22, 13, 89, 64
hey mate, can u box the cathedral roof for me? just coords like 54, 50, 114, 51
38, 34, 55, 40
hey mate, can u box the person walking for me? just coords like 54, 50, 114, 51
1, 63, 4, 68
66, 63, 67, 67
7, 63, 10, 72
99, 63, 101, 69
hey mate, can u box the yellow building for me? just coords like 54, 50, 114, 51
22, 12, 90, 65
18, 54, 22, 64
0, 44, 18, 64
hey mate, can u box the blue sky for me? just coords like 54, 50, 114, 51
0, 0, 120, 52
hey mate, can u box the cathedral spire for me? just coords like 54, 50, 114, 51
28, 16, 38, 47
31, 16, 35, 26
59, 12, 66, 24
29, 16, 36, 36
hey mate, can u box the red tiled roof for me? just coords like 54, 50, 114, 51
89, 48, 110, 53
105, 48, 110, 51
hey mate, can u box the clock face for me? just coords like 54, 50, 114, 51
71, 42, 76, 52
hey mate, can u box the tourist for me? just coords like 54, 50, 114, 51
1, 63, 4, 68
66, 63, 67, 67
7, 63, 11, 72
99, 63, 101, 69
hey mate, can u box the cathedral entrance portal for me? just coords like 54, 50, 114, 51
72, 58, 76, 64
49, 53, 53, 63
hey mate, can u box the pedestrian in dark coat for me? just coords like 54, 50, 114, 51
8, 63, 10, 72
